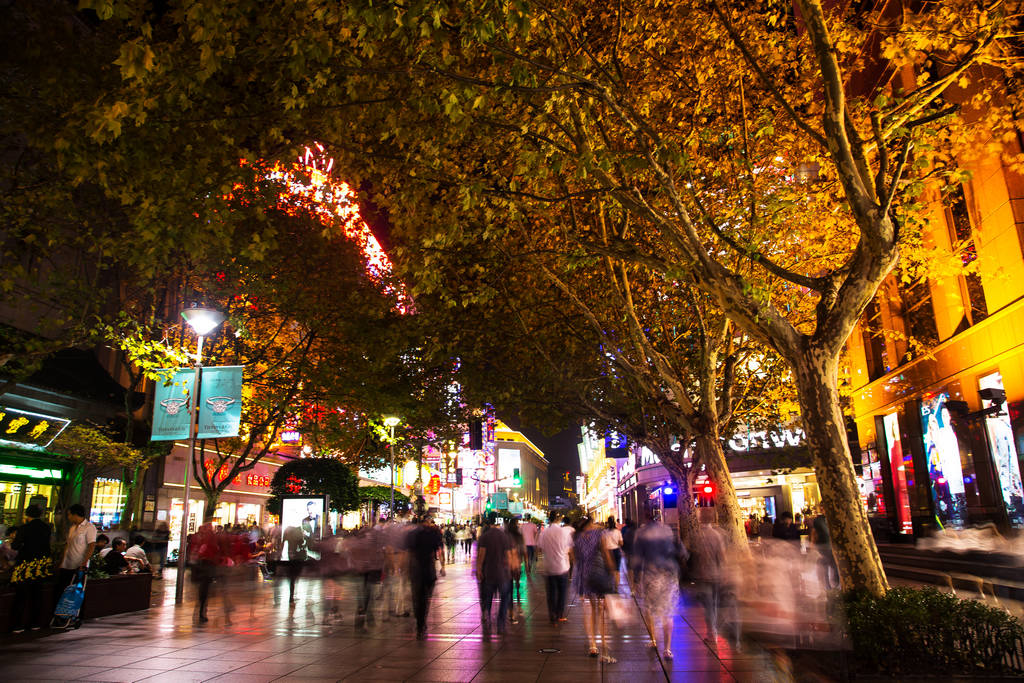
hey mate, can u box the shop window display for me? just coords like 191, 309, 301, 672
859, 447, 887, 515
90, 477, 125, 528
883, 412, 914, 535
980, 372, 1024, 527
920, 393, 968, 528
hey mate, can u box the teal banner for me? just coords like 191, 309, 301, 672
151, 369, 195, 442
197, 366, 244, 439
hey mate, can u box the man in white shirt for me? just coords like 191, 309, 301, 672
58, 504, 97, 591
520, 517, 539, 573
125, 535, 151, 572
536, 512, 574, 623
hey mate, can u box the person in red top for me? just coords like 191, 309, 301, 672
189, 517, 222, 624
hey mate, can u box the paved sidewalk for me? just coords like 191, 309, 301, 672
1, 557, 780, 682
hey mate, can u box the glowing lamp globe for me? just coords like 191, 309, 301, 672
383, 415, 401, 428
181, 307, 225, 336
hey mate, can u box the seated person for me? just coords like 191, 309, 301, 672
0, 526, 17, 572
94, 534, 111, 560
125, 535, 151, 573
103, 538, 130, 574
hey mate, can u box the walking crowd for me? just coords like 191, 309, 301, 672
3, 499, 843, 664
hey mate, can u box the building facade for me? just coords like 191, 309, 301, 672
846, 131, 1024, 539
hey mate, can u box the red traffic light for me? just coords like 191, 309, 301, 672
702, 484, 715, 495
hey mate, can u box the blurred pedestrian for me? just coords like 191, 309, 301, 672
810, 504, 839, 590
521, 516, 539, 573
444, 525, 457, 564
282, 524, 306, 604
621, 518, 637, 589
572, 516, 617, 663
507, 517, 525, 623
603, 516, 623, 587
772, 511, 800, 541
408, 515, 444, 639
537, 512, 573, 623
690, 508, 740, 649
476, 513, 513, 638
456, 525, 471, 561
189, 515, 221, 624
350, 525, 384, 630
384, 514, 411, 619
634, 510, 684, 659
151, 521, 170, 579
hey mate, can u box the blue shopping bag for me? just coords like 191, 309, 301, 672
54, 571, 86, 619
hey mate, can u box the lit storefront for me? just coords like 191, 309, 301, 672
0, 403, 74, 525
90, 477, 126, 527
158, 442, 287, 545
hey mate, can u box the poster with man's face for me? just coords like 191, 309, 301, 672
280, 496, 326, 560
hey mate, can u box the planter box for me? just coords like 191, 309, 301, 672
81, 573, 153, 619
0, 573, 153, 630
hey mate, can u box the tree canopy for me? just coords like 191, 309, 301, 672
267, 457, 360, 514
6, 0, 1023, 595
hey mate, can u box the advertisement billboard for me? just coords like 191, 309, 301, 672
280, 495, 327, 561
980, 372, 1024, 526
497, 448, 521, 482
920, 392, 968, 527
882, 412, 914, 535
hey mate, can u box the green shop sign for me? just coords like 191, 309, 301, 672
0, 464, 63, 481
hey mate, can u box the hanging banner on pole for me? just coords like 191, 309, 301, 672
197, 366, 244, 439
151, 369, 196, 441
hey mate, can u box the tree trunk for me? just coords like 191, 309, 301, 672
793, 344, 888, 596
695, 434, 749, 551
203, 489, 221, 522
663, 459, 700, 547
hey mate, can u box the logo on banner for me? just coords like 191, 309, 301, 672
197, 366, 244, 439
151, 369, 196, 441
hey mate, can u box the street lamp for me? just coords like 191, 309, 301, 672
383, 415, 401, 519
175, 306, 225, 605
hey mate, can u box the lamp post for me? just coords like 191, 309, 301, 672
175, 307, 225, 605
383, 415, 401, 519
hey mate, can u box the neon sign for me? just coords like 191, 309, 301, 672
727, 428, 805, 451
246, 473, 271, 487
0, 406, 71, 449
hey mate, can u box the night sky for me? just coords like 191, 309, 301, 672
516, 423, 582, 501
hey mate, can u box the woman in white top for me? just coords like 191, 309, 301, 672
603, 516, 624, 586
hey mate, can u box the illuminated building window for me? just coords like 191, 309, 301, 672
90, 478, 125, 527
945, 184, 988, 329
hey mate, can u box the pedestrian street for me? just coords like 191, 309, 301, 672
0, 562, 782, 682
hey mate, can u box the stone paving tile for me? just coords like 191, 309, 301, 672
405, 664, 484, 682
73, 668, 171, 682
203, 674, 281, 683
173, 659, 251, 674
118, 656, 200, 670
2, 664, 112, 680
136, 670, 214, 683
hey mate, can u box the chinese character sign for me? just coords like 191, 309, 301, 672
197, 366, 244, 439
151, 369, 196, 441
0, 406, 71, 448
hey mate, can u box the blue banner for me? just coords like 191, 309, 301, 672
605, 432, 629, 458
197, 366, 244, 439
151, 369, 195, 442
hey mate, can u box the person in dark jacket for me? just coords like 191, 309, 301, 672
9, 504, 52, 632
